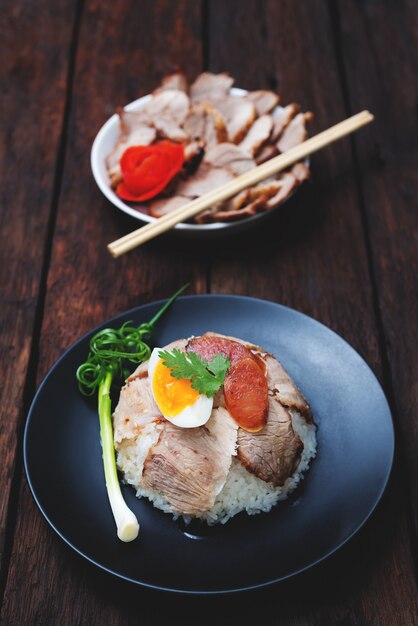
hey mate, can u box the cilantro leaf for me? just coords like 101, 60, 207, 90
158, 348, 230, 398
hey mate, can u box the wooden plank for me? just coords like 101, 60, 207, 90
0, 0, 206, 623
336, 0, 418, 544
0, 0, 77, 582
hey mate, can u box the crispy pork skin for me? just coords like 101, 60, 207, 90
141, 407, 237, 516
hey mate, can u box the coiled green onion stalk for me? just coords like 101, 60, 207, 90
76, 284, 188, 541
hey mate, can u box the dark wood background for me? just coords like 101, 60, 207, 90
1, 0, 417, 623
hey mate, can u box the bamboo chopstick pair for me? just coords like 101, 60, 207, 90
108, 110, 374, 258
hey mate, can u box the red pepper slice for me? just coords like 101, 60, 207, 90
116, 141, 184, 202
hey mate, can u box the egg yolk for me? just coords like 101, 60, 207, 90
152, 359, 199, 417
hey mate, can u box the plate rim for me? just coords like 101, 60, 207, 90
23, 295, 395, 594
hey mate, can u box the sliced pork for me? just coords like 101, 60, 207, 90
255, 143, 279, 164
183, 103, 227, 149
237, 396, 303, 486
203, 143, 255, 175
113, 377, 161, 444
192, 332, 307, 484
215, 96, 256, 143
271, 103, 300, 142
190, 72, 234, 104
141, 408, 237, 516
246, 90, 280, 116
175, 162, 234, 198
154, 71, 189, 95
277, 111, 313, 153
143, 89, 190, 125
148, 195, 190, 218
239, 114, 273, 155
264, 352, 311, 418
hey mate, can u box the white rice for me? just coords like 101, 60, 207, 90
116, 409, 317, 525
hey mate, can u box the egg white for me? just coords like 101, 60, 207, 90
148, 348, 213, 428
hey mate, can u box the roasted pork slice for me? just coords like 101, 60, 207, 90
113, 377, 161, 444
148, 195, 190, 218
214, 97, 256, 143
246, 90, 280, 116
153, 117, 188, 142
255, 143, 279, 164
175, 162, 234, 198
144, 89, 190, 125
205, 406, 238, 458
237, 396, 303, 486
190, 72, 234, 104
195, 197, 265, 223
183, 103, 227, 149
196, 178, 283, 222
154, 71, 189, 94
277, 111, 313, 152
203, 143, 255, 175
141, 407, 237, 516
264, 172, 299, 209
263, 352, 311, 418
291, 162, 310, 183
270, 103, 300, 142
239, 114, 273, 155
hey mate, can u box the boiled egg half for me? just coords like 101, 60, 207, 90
148, 348, 213, 428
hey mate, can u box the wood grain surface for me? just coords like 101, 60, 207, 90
0, 0, 78, 585
1, 1, 417, 624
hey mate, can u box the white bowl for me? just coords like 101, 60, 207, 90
91, 88, 304, 237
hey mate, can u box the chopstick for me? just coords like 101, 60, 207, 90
108, 110, 374, 257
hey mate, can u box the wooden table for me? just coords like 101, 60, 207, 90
1, 1, 417, 623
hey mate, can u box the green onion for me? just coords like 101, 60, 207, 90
76, 284, 188, 541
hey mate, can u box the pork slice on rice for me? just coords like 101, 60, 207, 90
141, 407, 238, 516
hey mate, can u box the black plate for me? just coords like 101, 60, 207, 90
24, 295, 394, 594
